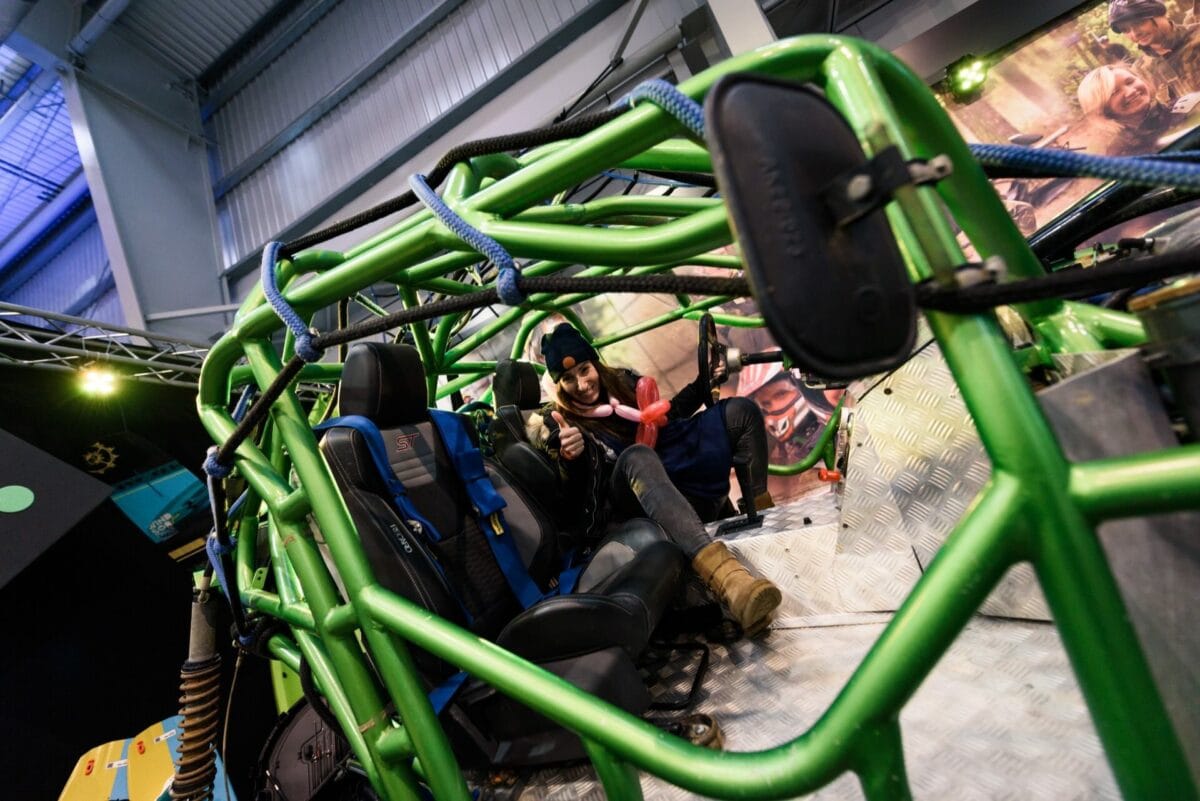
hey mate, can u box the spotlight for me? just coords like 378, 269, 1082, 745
80, 365, 118, 396
948, 55, 989, 100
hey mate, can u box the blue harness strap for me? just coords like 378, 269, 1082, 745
428, 670, 470, 715
316, 415, 476, 639
315, 415, 442, 541
429, 409, 545, 609
318, 411, 587, 715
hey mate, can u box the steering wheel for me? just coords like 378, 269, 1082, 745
697, 313, 729, 408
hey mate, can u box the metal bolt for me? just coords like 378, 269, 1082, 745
846, 174, 873, 202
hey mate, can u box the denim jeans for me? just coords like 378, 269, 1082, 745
608, 444, 711, 558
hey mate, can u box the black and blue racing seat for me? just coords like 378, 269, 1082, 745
318, 342, 686, 766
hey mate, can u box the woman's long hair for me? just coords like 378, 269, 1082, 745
553, 361, 639, 444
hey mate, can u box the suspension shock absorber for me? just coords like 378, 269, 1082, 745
170, 574, 223, 801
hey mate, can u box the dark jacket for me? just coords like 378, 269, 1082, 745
536, 369, 709, 541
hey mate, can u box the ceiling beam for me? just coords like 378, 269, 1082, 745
199, 0, 342, 121
212, 0, 469, 198
0, 169, 88, 268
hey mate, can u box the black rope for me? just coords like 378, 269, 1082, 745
280, 106, 628, 257
211, 356, 305, 468
917, 248, 1198, 313
554, 58, 621, 124
299, 657, 344, 735
208, 274, 750, 471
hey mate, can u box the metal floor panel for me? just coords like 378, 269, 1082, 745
497, 500, 1118, 800
506, 618, 1116, 800
836, 332, 1050, 620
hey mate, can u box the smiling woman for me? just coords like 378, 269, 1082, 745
1076, 63, 1184, 154
534, 322, 781, 635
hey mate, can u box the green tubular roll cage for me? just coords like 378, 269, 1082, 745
197, 36, 1200, 801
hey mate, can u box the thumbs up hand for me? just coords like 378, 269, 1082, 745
552, 410, 584, 461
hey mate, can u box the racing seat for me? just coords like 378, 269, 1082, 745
490, 359, 565, 521
319, 343, 687, 766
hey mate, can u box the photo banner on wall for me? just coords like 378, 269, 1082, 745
936, 0, 1200, 239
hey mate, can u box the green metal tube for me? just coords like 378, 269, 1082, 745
436, 367, 499, 400
511, 196, 720, 224
619, 139, 713, 173
356, 474, 1022, 799
241, 341, 428, 801
346, 206, 437, 261
480, 207, 730, 265
1070, 443, 1200, 521
683, 310, 763, 327
431, 310, 461, 364
398, 250, 482, 284
582, 739, 644, 801
1030, 487, 1196, 799
768, 399, 843, 475
443, 266, 618, 363
1059, 300, 1146, 348
264, 488, 415, 799
398, 286, 439, 402
851, 721, 911, 801
591, 296, 729, 348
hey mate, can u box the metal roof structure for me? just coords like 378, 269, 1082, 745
0, 299, 206, 386
0, 0, 293, 323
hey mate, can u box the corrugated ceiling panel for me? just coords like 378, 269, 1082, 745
0, 45, 33, 93
83, 285, 124, 327
7, 218, 108, 315
206, 0, 333, 88
211, 0, 444, 174
115, 0, 281, 79
0, 81, 82, 250
215, 0, 597, 265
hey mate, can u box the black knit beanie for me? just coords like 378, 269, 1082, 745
541, 323, 599, 382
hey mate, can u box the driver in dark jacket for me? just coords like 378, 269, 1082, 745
530, 323, 780, 635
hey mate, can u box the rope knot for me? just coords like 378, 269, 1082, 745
409, 173, 526, 307
261, 240, 325, 361
203, 446, 232, 479
294, 328, 323, 363
496, 266, 525, 305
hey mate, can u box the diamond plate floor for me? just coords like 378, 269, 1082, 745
493, 493, 1119, 801
470, 338, 1192, 798
504, 618, 1116, 801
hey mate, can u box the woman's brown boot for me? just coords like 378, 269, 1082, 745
691, 540, 782, 635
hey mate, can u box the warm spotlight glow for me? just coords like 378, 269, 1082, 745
80, 366, 118, 396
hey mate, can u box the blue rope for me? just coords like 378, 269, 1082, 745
628, 79, 705, 139
409, 173, 525, 306
204, 535, 255, 648
232, 386, 254, 422
261, 240, 322, 362
969, 143, 1200, 192
203, 445, 231, 479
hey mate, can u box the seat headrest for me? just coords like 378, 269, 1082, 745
494, 359, 543, 410
340, 342, 429, 426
